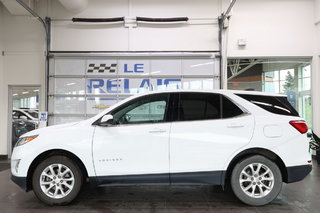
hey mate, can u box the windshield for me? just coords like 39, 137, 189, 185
28, 111, 39, 118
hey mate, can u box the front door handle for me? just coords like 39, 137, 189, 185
149, 129, 166, 133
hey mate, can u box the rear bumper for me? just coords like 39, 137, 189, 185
11, 175, 28, 191
285, 164, 312, 183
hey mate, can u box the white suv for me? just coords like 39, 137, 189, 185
11, 90, 312, 206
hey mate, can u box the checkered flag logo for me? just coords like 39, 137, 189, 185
87, 63, 117, 73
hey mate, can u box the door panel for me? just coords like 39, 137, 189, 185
170, 114, 254, 174
92, 93, 172, 181
93, 123, 171, 177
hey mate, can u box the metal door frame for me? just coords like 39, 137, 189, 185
7, 85, 41, 158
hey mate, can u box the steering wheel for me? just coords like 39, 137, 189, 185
118, 114, 131, 124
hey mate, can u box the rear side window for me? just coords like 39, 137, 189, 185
236, 94, 299, 116
222, 96, 243, 118
177, 93, 244, 121
178, 93, 221, 121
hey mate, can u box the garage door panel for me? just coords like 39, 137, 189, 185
48, 53, 219, 125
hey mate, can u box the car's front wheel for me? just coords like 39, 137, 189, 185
231, 155, 282, 206
32, 155, 83, 205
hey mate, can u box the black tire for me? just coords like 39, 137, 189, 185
32, 156, 83, 205
231, 155, 282, 206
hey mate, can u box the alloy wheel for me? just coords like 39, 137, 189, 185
39, 164, 75, 199
239, 163, 274, 198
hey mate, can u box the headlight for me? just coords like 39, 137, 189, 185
15, 135, 38, 147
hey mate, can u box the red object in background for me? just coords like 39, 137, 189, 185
232, 83, 239, 86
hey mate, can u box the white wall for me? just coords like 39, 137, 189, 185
228, 0, 316, 57
0, 4, 6, 155
0, 5, 46, 155
49, 0, 221, 51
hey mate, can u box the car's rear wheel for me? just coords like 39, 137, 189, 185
231, 155, 282, 206
32, 156, 83, 205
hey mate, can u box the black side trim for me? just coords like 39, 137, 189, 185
96, 173, 170, 186
170, 171, 226, 185
285, 165, 312, 183
93, 171, 226, 187
11, 175, 28, 191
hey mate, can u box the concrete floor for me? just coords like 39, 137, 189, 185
0, 160, 319, 213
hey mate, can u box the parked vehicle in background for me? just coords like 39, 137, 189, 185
12, 109, 38, 130
13, 109, 38, 121
20, 108, 39, 120
11, 90, 312, 206
12, 120, 29, 151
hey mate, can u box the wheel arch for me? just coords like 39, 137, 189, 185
225, 148, 288, 185
26, 149, 89, 191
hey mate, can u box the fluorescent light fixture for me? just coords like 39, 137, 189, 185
66, 83, 76, 86
22, 91, 29, 94
190, 62, 214, 68
13, 94, 18, 96
33, 89, 39, 92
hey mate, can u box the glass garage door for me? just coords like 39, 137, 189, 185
48, 53, 220, 125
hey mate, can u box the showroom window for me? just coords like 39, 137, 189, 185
48, 53, 220, 125
227, 58, 312, 126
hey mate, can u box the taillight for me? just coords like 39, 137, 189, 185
289, 120, 308, 134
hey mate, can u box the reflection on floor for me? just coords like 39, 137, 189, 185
0, 160, 319, 213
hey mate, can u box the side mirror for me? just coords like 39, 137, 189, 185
99, 114, 114, 127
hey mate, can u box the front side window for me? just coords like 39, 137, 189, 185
112, 94, 169, 125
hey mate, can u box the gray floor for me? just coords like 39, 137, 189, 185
0, 160, 319, 213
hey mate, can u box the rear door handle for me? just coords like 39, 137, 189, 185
227, 124, 244, 128
149, 129, 166, 133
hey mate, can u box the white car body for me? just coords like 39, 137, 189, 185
11, 90, 312, 204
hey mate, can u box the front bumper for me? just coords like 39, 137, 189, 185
11, 175, 28, 191
285, 164, 312, 183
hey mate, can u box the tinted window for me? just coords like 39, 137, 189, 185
178, 93, 221, 121
222, 96, 243, 118
236, 94, 299, 116
112, 94, 169, 124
